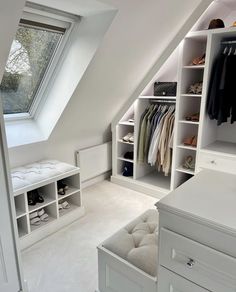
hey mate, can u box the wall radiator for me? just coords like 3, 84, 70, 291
76, 142, 112, 183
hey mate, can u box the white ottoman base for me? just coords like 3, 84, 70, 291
98, 246, 157, 292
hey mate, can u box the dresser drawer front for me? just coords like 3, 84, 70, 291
159, 228, 236, 292
158, 267, 209, 292
197, 152, 236, 174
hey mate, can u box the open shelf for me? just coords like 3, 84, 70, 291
118, 139, 134, 145
176, 166, 195, 175
202, 141, 236, 157
17, 216, 28, 238
181, 94, 202, 97
14, 194, 26, 219
177, 144, 197, 151
179, 120, 199, 125
117, 157, 134, 163
139, 95, 176, 100
137, 172, 171, 190
28, 198, 56, 212
119, 121, 134, 126
183, 65, 205, 69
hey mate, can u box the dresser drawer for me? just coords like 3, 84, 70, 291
197, 152, 236, 174
158, 266, 209, 292
159, 228, 236, 292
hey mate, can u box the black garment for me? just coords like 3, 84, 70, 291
207, 53, 226, 121
207, 52, 236, 125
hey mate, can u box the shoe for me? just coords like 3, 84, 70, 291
183, 156, 195, 170
38, 209, 49, 222
29, 211, 41, 226
57, 180, 69, 195
188, 82, 203, 94
124, 152, 134, 160
122, 133, 134, 143
183, 136, 195, 146
190, 54, 205, 66
27, 191, 37, 205
58, 200, 70, 210
185, 113, 199, 122
191, 136, 197, 147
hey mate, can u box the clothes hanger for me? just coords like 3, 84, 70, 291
223, 46, 228, 55
228, 46, 233, 56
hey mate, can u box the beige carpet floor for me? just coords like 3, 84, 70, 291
22, 180, 157, 292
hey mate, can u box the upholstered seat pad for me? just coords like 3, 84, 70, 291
11, 160, 77, 191
102, 209, 158, 277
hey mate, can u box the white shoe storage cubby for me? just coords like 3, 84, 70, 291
112, 25, 236, 198
12, 164, 84, 249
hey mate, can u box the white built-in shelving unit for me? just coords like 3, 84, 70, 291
112, 24, 236, 198
13, 167, 84, 249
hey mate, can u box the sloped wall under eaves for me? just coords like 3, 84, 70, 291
9, 0, 213, 167
112, 0, 236, 129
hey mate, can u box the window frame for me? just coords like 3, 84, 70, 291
3, 3, 80, 121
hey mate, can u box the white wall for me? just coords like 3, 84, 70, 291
9, 0, 210, 168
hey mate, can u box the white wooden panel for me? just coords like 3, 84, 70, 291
159, 228, 236, 292
76, 142, 112, 182
158, 266, 209, 292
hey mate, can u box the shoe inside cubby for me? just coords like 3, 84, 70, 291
117, 143, 134, 162
175, 148, 196, 175
117, 124, 134, 142
182, 36, 207, 67
117, 159, 133, 178
181, 69, 204, 95
27, 183, 56, 213
17, 215, 28, 238
179, 96, 201, 122
58, 192, 81, 217
30, 202, 57, 232
57, 173, 80, 199
14, 193, 26, 218
177, 123, 199, 148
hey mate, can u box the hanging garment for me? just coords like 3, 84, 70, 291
207, 48, 236, 125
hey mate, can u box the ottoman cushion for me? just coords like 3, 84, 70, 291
102, 209, 158, 277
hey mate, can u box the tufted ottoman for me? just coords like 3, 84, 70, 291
97, 209, 159, 292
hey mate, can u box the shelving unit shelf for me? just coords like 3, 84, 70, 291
11, 161, 84, 249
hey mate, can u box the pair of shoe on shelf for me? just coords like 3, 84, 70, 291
27, 190, 44, 206
57, 180, 69, 196
183, 156, 195, 170
183, 135, 197, 147
185, 112, 199, 122
58, 200, 70, 211
188, 82, 203, 95
30, 208, 49, 226
122, 133, 134, 143
190, 53, 205, 66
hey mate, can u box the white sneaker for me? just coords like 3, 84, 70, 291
122, 133, 132, 142
129, 133, 134, 143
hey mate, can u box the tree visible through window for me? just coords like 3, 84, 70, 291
1, 21, 63, 115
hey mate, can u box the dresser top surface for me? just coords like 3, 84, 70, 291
157, 170, 236, 234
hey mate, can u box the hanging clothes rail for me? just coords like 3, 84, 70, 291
150, 99, 176, 104
221, 40, 236, 45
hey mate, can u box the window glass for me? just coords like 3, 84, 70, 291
1, 23, 63, 115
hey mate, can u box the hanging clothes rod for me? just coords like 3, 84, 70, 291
221, 40, 236, 45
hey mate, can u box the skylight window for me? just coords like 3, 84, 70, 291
0, 5, 78, 117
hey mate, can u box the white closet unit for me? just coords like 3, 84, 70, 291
112, 22, 236, 197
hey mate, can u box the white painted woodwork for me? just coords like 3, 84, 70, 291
12, 167, 84, 250
158, 267, 209, 292
157, 170, 236, 291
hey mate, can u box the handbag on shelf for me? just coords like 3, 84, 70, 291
154, 82, 177, 96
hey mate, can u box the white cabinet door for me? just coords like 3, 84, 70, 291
0, 123, 23, 291
158, 267, 209, 292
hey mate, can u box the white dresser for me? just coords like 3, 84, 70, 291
156, 169, 236, 292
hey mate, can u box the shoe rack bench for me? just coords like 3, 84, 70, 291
11, 160, 85, 250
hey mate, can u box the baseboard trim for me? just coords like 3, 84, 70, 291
82, 171, 111, 189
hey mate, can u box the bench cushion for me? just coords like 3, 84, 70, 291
11, 160, 77, 191
102, 209, 158, 277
